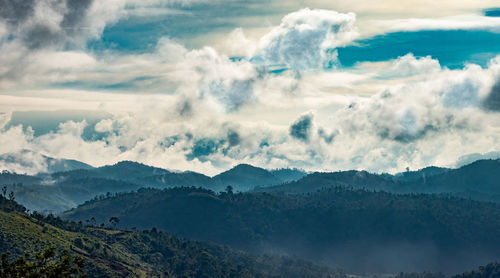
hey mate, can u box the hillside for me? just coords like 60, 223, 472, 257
212, 164, 283, 191
63, 187, 500, 274
1, 161, 306, 212
256, 159, 500, 202
0, 150, 94, 174
0, 195, 346, 278
3, 158, 500, 213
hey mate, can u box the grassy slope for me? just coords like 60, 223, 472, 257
0, 210, 150, 277
0, 202, 346, 278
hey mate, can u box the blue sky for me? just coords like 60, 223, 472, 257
1, 0, 500, 175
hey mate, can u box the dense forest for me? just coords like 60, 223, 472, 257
0, 194, 347, 277
0, 161, 305, 212
3, 159, 500, 214
2, 159, 500, 276
63, 186, 500, 274
256, 159, 500, 203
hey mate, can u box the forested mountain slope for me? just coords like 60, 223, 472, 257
257, 159, 500, 202
0, 195, 346, 278
63, 187, 500, 274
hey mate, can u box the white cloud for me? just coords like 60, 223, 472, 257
255, 8, 358, 70
1, 6, 500, 176
375, 14, 500, 34
223, 28, 257, 58
385, 54, 442, 77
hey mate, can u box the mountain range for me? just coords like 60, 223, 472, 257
2, 153, 500, 213
1, 154, 500, 276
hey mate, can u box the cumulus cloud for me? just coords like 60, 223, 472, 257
385, 54, 441, 77
0, 0, 207, 86
2, 51, 500, 175
255, 8, 358, 70
0, 0, 97, 49
1, 6, 500, 176
223, 28, 257, 58
169, 44, 258, 112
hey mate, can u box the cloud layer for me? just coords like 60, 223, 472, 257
1, 5, 500, 175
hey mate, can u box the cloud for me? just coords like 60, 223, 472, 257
375, 14, 500, 34
339, 65, 491, 144
483, 79, 500, 111
223, 28, 257, 58
1, 6, 500, 176
254, 8, 358, 70
456, 151, 500, 167
0, 0, 95, 49
0, 150, 51, 175
290, 113, 314, 142
172, 44, 258, 112
0, 112, 10, 129
385, 54, 441, 78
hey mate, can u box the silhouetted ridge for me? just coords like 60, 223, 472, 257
213, 164, 282, 191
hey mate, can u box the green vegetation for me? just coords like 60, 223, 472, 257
452, 262, 500, 278
257, 159, 500, 203
0, 161, 306, 213
0, 194, 346, 278
1, 247, 85, 277
64, 186, 500, 274
393, 262, 500, 278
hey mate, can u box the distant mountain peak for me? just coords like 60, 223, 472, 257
0, 150, 93, 175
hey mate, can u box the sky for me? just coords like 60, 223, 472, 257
1, 0, 500, 175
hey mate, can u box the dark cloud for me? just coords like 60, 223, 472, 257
23, 25, 62, 49
290, 114, 313, 142
227, 129, 240, 146
483, 79, 500, 112
317, 128, 335, 144
61, 0, 93, 31
204, 79, 254, 111
0, 0, 36, 25
177, 99, 194, 117
1, 0, 94, 49
186, 138, 224, 162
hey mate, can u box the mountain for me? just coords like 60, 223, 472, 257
0, 171, 42, 185
62, 186, 500, 274
2, 161, 305, 212
212, 164, 283, 191
5, 158, 500, 213
393, 166, 450, 182
407, 159, 500, 194
0, 195, 346, 278
8, 178, 143, 213
269, 168, 308, 183
2, 161, 211, 212
254, 170, 399, 194
91, 161, 171, 180
0, 150, 93, 174
256, 159, 500, 202
137, 171, 214, 188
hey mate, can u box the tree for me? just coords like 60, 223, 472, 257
1, 186, 6, 197
109, 217, 120, 228
7, 191, 14, 202
90, 217, 96, 227
0, 247, 86, 277
225, 186, 233, 195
